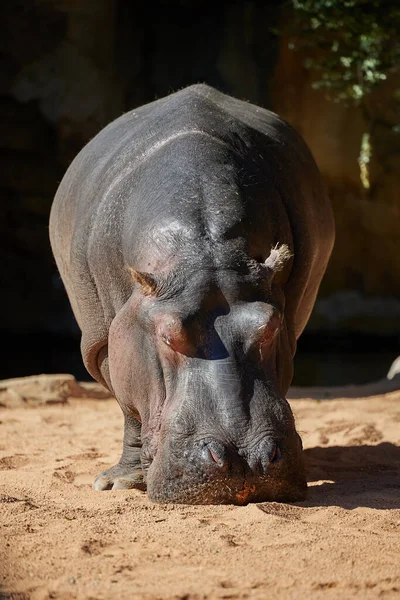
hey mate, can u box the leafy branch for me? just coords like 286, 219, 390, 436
288, 0, 400, 187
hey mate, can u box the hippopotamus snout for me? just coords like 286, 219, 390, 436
145, 429, 307, 505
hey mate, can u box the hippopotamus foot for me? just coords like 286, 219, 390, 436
92, 413, 146, 491
93, 463, 145, 491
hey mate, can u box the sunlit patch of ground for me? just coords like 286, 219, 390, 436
1, 375, 399, 599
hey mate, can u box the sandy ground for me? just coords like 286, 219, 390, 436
0, 374, 399, 600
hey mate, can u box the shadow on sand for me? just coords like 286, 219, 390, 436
291, 442, 400, 510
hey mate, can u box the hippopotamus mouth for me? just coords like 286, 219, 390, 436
141, 415, 307, 505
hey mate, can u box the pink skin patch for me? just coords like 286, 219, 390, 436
235, 481, 256, 505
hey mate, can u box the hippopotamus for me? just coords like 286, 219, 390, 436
50, 84, 334, 504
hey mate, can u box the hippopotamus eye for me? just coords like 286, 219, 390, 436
157, 316, 196, 355
162, 333, 172, 346
258, 322, 280, 342
255, 317, 281, 358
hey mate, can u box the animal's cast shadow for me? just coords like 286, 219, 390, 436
292, 442, 400, 510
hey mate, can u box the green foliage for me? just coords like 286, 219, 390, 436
290, 0, 400, 104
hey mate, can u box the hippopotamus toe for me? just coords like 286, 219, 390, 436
93, 464, 146, 492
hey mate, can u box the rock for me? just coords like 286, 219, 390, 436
0, 374, 112, 408
387, 357, 400, 381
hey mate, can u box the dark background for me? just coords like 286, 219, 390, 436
1, 0, 399, 385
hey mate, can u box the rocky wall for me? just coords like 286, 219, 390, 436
273, 37, 400, 334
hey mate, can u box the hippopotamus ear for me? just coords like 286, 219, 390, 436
264, 244, 292, 276
128, 267, 158, 296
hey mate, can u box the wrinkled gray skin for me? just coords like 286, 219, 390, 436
50, 85, 334, 504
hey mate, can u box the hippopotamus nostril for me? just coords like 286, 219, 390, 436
209, 448, 222, 464
246, 438, 282, 473
270, 444, 282, 464
197, 439, 229, 471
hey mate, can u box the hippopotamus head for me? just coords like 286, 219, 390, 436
108, 244, 306, 504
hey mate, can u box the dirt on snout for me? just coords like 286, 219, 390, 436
0, 374, 399, 600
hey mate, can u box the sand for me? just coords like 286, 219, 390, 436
1, 374, 399, 600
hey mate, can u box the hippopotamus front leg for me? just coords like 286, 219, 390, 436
93, 414, 145, 491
